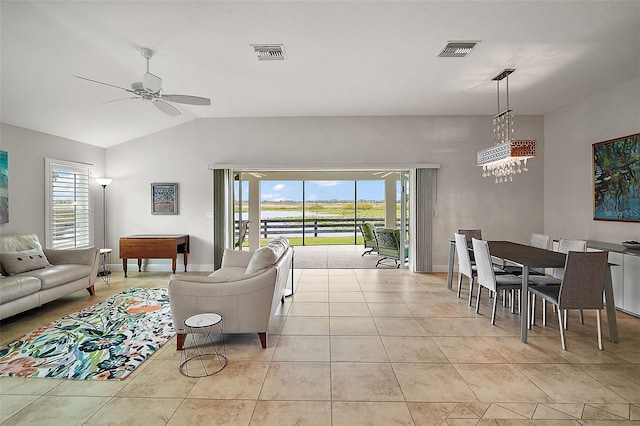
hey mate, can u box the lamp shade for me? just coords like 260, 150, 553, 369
96, 178, 112, 187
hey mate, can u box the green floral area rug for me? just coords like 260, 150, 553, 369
0, 288, 174, 380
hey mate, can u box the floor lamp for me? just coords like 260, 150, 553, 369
96, 178, 112, 284
96, 178, 112, 246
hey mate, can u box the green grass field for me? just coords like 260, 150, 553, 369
235, 201, 406, 246
238, 201, 397, 219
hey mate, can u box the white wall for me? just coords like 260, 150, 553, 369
0, 123, 107, 245
544, 77, 640, 243
107, 115, 545, 271
4, 73, 636, 274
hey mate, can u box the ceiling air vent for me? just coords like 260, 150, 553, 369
251, 44, 286, 61
438, 41, 478, 58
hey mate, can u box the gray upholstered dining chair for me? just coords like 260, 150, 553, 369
528, 251, 609, 350
454, 233, 476, 305
502, 233, 551, 275
500, 233, 552, 310
458, 229, 481, 263
457, 229, 482, 241
471, 238, 523, 325
529, 238, 587, 326
454, 233, 507, 306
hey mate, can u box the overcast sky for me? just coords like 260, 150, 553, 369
237, 180, 390, 202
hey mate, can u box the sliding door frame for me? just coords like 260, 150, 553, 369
209, 163, 439, 272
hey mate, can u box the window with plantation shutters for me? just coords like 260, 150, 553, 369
45, 158, 93, 249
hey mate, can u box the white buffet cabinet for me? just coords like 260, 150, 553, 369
588, 241, 640, 318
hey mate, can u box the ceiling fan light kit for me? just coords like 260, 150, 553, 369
76, 47, 211, 116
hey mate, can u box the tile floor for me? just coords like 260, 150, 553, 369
1, 268, 639, 425
290, 245, 380, 269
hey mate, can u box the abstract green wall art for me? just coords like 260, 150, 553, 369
0, 151, 7, 223
593, 133, 640, 222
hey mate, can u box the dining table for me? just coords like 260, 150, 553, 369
446, 240, 619, 344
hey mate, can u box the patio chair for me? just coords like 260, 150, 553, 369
375, 228, 408, 268
359, 221, 378, 256
235, 220, 251, 249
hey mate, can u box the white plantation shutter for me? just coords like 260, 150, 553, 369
45, 159, 92, 249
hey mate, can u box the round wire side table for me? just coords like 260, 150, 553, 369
179, 313, 227, 377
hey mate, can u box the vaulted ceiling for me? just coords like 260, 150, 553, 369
1, 1, 639, 148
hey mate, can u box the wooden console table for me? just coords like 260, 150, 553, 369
119, 234, 189, 277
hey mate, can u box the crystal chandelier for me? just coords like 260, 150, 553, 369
477, 69, 537, 183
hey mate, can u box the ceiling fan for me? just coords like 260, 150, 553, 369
76, 48, 211, 116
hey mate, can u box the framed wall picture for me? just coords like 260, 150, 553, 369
593, 133, 640, 222
151, 182, 178, 215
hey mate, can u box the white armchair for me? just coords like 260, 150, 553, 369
168, 238, 293, 349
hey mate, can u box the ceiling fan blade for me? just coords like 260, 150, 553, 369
153, 99, 181, 116
143, 72, 162, 93
162, 94, 211, 106
76, 76, 136, 94
102, 97, 140, 105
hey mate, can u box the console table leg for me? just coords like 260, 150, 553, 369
123, 259, 128, 277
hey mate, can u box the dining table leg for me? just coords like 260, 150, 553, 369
521, 266, 529, 343
603, 265, 619, 343
447, 242, 456, 290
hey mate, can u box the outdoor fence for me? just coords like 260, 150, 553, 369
234, 217, 407, 245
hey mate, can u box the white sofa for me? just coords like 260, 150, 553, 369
168, 237, 293, 349
0, 233, 100, 320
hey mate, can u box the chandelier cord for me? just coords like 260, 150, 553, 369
506, 73, 510, 112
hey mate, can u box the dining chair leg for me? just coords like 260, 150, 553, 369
531, 294, 537, 327
527, 292, 533, 328
579, 309, 584, 324
457, 273, 463, 298
476, 285, 482, 314
468, 277, 474, 306
542, 299, 547, 326
526, 293, 531, 328
509, 289, 515, 314
596, 309, 603, 350
491, 290, 498, 325
503, 289, 508, 307
558, 306, 567, 350
563, 309, 568, 329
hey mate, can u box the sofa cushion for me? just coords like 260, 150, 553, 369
220, 249, 254, 268
245, 240, 288, 275
268, 236, 289, 253
0, 275, 42, 304
27, 264, 92, 290
1, 249, 51, 275
208, 266, 248, 281
0, 233, 43, 252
